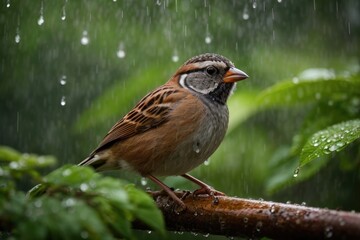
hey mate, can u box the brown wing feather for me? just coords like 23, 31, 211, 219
88, 84, 186, 157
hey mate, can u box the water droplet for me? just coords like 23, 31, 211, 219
213, 196, 219, 205
172, 54, 179, 62
270, 204, 276, 213
329, 144, 338, 152
205, 36, 212, 44
243, 217, 248, 223
256, 221, 263, 232
15, 32, 20, 43
37, 1, 45, 26
301, 202, 307, 206
277, 0, 282, 2
61, 6, 66, 21
324, 226, 333, 238
34, 199, 43, 208
147, 230, 152, 234
203, 233, 210, 238
194, 212, 198, 216
293, 167, 300, 178
80, 183, 89, 191
10, 161, 20, 169
193, 142, 200, 153
6, 0, 10, 8
117, 49, 126, 58
242, 7, 249, 20
62, 168, 71, 176
252, 1, 257, 9
286, 200, 292, 204
63, 198, 76, 207
60, 96, 66, 106
204, 159, 210, 166
37, 15, 44, 26
156, 0, 161, 6
141, 177, 148, 186
59, 75, 67, 85
81, 31, 90, 45
292, 77, 299, 84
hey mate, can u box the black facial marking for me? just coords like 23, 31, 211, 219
207, 82, 234, 105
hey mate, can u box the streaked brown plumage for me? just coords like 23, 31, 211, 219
79, 53, 248, 209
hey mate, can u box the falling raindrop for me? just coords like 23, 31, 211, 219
141, 177, 148, 186
172, 53, 179, 63
156, 0, 161, 6
116, 42, 126, 58
277, 0, 282, 3
15, 27, 20, 43
205, 35, 212, 44
61, 5, 66, 21
81, 31, 90, 45
147, 230, 152, 234
59, 75, 67, 85
252, 1, 257, 9
60, 96, 66, 106
38, 15, 44, 26
242, 6, 249, 20
293, 167, 300, 178
37, 1, 45, 26
116, 49, 125, 58
6, 0, 10, 8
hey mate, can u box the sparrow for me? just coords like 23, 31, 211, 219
79, 53, 248, 209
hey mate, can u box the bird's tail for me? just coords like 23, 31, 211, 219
78, 152, 117, 172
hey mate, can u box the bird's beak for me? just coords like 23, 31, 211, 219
223, 67, 249, 83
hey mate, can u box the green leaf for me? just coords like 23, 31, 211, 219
44, 165, 97, 187
125, 184, 165, 236
256, 74, 360, 108
300, 119, 360, 167
0, 146, 21, 162
266, 146, 330, 194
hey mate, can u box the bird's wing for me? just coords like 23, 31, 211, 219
88, 84, 186, 157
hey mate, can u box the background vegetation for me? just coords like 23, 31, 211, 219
1, 0, 359, 239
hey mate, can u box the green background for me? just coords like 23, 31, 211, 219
1, 1, 359, 239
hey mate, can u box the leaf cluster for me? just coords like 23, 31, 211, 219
0, 147, 164, 240
256, 69, 360, 193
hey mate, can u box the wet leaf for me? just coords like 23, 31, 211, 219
257, 74, 360, 108
300, 119, 360, 167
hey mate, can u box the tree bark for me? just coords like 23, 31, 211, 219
143, 191, 360, 239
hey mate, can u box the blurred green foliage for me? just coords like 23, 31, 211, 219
1, 1, 360, 239
256, 70, 360, 194
0, 146, 164, 239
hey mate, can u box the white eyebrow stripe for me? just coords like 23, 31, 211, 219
179, 74, 188, 88
190, 61, 227, 69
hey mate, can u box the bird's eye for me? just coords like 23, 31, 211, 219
206, 66, 217, 76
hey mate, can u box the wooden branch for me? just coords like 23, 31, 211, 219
141, 191, 360, 239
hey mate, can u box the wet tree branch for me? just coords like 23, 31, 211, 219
140, 191, 360, 239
